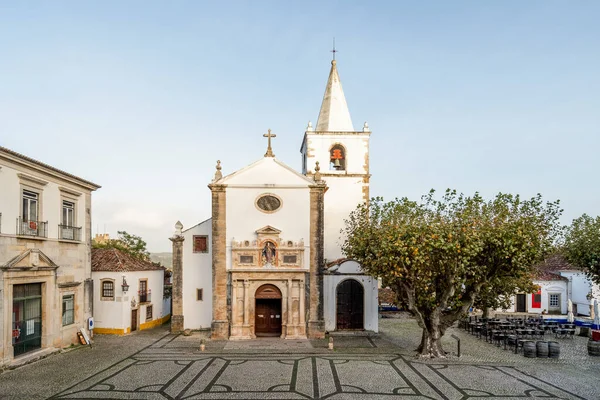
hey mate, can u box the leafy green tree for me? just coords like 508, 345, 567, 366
93, 231, 151, 261
342, 190, 561, 357
564, 214, 600, 285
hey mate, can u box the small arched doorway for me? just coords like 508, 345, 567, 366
336, 279, 364, 330
255, 284, 282, 337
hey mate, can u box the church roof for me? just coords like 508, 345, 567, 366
315, 60, 354, 132
214, 156, 316, 186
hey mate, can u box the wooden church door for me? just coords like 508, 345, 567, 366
254, 284, 282, 337
336, 279, 364, 330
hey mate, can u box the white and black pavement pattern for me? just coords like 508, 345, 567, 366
47, 334, 596, 400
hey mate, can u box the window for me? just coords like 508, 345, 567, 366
329, 144, 346, 170
62, 200, 75, 227
22, 190, 39, 221
102, 280, 114, 300
193, 236, 208, 253
62, 294, 74, 326
197, 288, 203, 301
139, 280, 148, 303
146, 305, 153, 321
549, 294, 560, 307
534, 294, 541, 303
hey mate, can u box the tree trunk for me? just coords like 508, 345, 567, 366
482, 307, 490, 319
418, 327, 446, 358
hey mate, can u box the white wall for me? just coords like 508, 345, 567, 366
225, 186, 311, 269
322, 178, 365, 261
182, 220, 212, 330
92, 270, 165, 331
305, 133, 369, 176
560, 271, 594, 316
303, 133, 370, 262
222, 158, 313, 271
323, 261, 378, 332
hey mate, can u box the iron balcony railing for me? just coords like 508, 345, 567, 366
58, 225, 82, 241
16, 218, 48, 238
139, 289, 151, 303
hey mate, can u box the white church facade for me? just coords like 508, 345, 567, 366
170, 59, 378, 339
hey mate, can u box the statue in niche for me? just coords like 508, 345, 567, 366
262, 241, 276, 266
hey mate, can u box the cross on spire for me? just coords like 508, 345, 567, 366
263, 129, 276, 157
330, 37, 337, 61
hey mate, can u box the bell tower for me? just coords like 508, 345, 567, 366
300, 58, 371, 261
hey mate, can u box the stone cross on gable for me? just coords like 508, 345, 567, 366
263, 129, 276, 157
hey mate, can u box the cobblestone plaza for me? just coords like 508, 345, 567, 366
1, 319, 598, 399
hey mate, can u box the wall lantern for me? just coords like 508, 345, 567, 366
122, 276, 129, 293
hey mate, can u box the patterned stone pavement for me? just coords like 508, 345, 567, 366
46, 332, 599, 400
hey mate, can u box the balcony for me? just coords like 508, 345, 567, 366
139, 289, 151, 304
16, 218, 48, 238
59, 225, 82, 241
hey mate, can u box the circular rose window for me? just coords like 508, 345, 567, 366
256, 194, 282, 213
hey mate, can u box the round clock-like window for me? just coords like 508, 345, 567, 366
256, 194, 282, 213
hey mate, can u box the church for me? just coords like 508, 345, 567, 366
169, 58, 379, 339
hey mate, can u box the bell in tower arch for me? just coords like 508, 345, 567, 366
330, 145, 346, 170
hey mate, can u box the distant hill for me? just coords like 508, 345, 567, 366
150, 252, 172, 269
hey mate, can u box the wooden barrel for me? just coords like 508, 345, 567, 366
587, 340, 600, 356
523, 341, 536, 358
536, 341, 548, 358
548, 341, 560, 359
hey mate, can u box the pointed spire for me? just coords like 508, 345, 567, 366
315, 59, 354, 132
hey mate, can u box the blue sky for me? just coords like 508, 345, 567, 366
1, 1, 599, 252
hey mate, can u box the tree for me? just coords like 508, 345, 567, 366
564, 214, 600, 285
93, 231, 151, 261
342, 190, 561, 358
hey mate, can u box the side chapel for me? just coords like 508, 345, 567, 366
170, 58, 378, 339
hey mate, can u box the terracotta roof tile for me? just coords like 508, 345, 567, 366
92, 248, 165, 272
532, 254, 573, 282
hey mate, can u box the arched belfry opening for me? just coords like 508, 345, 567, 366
255, 284, 282, 337
336, 279, 364, 330
329, 144, 346, 170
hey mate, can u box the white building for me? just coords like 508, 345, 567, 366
91, 248, 170, 334
0, 146, 100, 366
171, 58, 378, 338
500, 255, 595, 316
323, 259, 379, 333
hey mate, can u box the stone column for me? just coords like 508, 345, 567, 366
308, 182, 326, 338
281, 285, 288, 338
287, 279, 293, 328
169, 221, 185, 333
231, 280, 237, 325
300, 281, 306, 326
209, 183, 229, 339
243, 280, 250, 326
